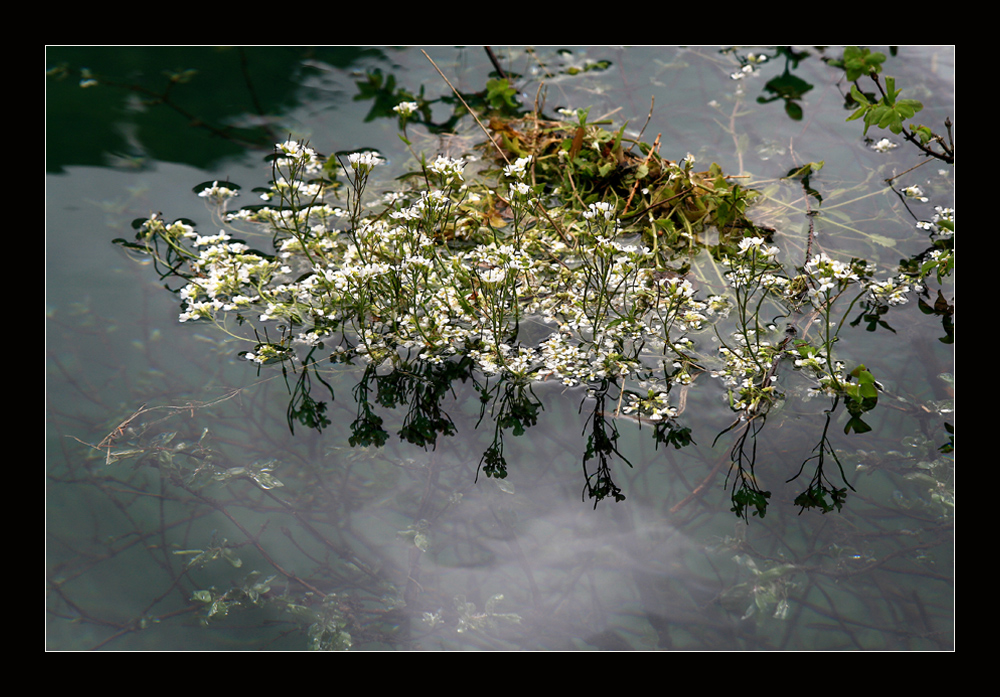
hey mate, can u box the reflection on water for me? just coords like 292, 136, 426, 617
47, 46, 953, 650
46, 354, 953, 650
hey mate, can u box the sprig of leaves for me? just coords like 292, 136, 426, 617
847, 75, 923, 136
834, 46, 953, 164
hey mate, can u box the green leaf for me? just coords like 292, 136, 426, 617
883, 76, 898, 104
844, 415, 872, 434
849, 84, 871, 108
841, 46, 886, 81
850, 364, 872, 381
896, 99, 923, 119
484, 78, 519, 112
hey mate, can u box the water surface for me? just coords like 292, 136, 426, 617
46, 46, 954, 650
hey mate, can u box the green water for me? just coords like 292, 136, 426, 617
46, 46, 954, 650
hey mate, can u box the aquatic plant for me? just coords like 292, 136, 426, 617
115, 46, 953, 522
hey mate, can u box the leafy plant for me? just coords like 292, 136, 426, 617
841, 364, 879, 435
833, 46, 953, 164
847, 76, 923, 137
837, 46, 887, 81
484, 78, 520, 113
110, 50, 952, 523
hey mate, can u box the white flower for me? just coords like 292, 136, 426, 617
901, 185, 928, 202
347, 151, 384, 174
166, 221, 196, 238
428, 155, 466, 182
933, 206, 954, 223
583, 201, 616, 221
736, 236, 778, 259
867, 276, 911, 306
872, 138, 897, 153
393, 101, 419, 117
510, 181, 532, 197
390, 206, 421, 222
197, 181, 239, 203
276, 140, 314, 159
479, 267, 507, 285
193, 231, 232, 247
503, 156, 532, 180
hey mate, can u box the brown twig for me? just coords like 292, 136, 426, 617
483, 46, 508, 81
622, 133, 661, 216
421, 49, 575, 247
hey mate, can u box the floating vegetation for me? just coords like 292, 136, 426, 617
116, 54, 952, 519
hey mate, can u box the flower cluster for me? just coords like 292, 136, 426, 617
132, 136, 913, 421
729, 54, 767, 81
917, 206, 954, 237
393, 101, 419, 117
723, 236, 784, 290
427, 155, 469, 185
535, 333, 639, 386
803, 253, 863, 300
197, 181, 240, 204
872, 138, 898, 153
620, 388, 678, 422
866, 275, 914, 306
347, 151, 384, 175
711, 323, 791, 416
503, 156, 532, 180
583, 201, 616, 222
176, 232, 280, 323
275, 139, 324, 174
